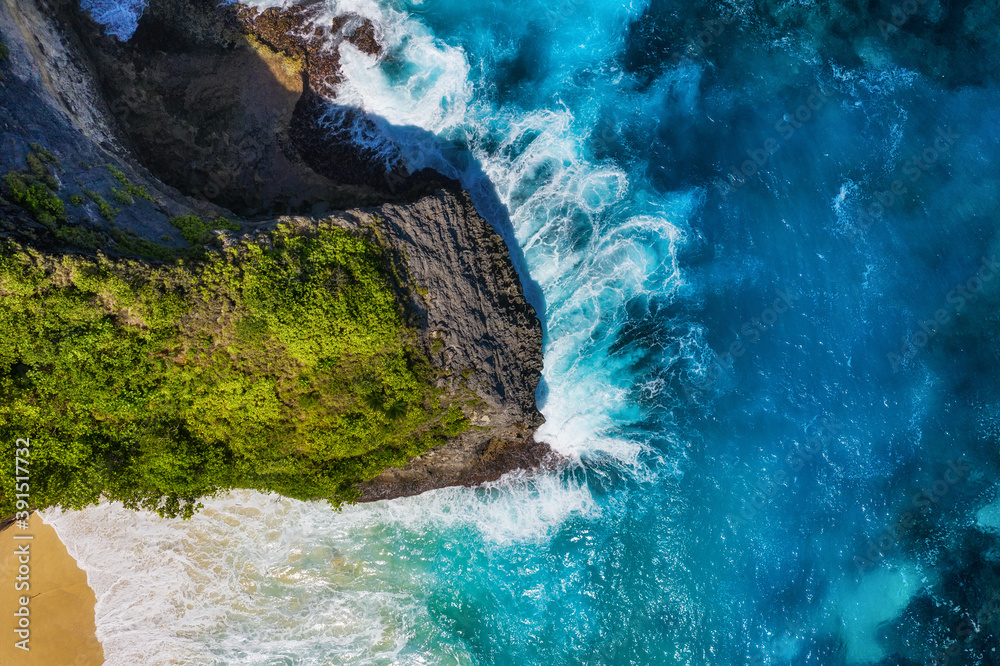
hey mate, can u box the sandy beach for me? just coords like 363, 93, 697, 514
1, 513, 104, 665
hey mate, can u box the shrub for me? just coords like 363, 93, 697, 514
55, 224, 105, 251
108, 227, 180, 261
0, 144, 67, 226
28, 144, 57, 164
1, 172, 65, 224
169, 215, 240, 245
83, 188, 117, 221
106, 165, 155, 203
111, 187, 134, 206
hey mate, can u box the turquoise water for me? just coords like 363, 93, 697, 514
60, 0, 1000, 664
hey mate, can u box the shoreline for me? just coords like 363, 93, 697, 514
0, 514, 104, 665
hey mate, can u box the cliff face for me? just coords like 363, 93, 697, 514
0, 0, 231, 250
344, 192, 547, 500
0, 0, 549, 502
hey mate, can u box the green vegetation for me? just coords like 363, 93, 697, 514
1, 172, 65, 226
108, 227, 178, 261
1, 145, 66, 228
83, 188, 117, 221
106, 165, 155, 203
111, 188, 134, 206
54, 224, 105, 251
169, 214, 240, 244
1, 149, 223, 262
25, 157, 58, 191
0, 222, 467, 519
29, 143, 57, 165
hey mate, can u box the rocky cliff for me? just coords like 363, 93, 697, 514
0, 0, 550, 504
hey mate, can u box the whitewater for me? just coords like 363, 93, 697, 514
47, 0, 1000, 664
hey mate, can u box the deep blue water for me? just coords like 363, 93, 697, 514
70, 1, 1000, 664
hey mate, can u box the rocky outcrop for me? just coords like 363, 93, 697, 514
0, 0, 551, 500
343, 191, 548, 499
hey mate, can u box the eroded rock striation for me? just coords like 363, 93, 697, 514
344, 192, 548, 500
0, 0, 550, 504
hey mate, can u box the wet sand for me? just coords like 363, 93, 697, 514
0, 513, 104, 665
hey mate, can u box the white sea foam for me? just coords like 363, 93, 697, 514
336, 17, 472, 136
83, 0, 697, 467
43, 470, 597, 664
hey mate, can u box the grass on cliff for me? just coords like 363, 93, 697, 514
1, 146, 65, 226
106, 165, 155, 203
0, 223, 467, 518
170, 214, 240, 244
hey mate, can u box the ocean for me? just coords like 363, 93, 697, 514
47, 0, 1000, 663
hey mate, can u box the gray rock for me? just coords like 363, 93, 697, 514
346, 190, 550, 500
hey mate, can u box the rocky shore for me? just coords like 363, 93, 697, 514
0, 0, 552, 501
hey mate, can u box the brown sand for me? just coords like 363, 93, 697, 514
0, 513, 104, 665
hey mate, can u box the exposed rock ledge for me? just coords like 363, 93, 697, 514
0, 0, 552, 502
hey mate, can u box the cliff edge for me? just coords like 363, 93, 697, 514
0, 0, 549, 510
